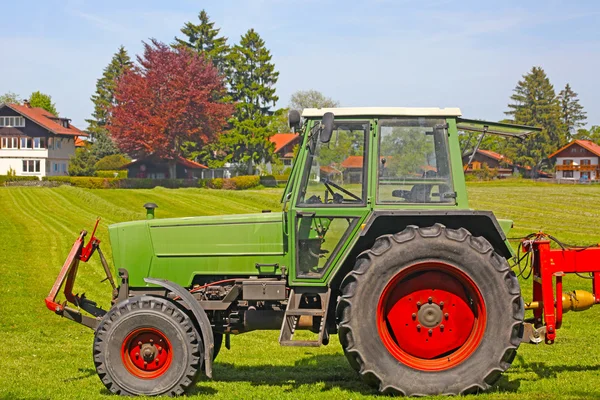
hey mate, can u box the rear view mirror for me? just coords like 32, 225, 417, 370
320, 112, 335, 143
288, 110, 301, 131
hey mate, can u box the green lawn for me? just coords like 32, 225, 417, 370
2, 182, 600, 399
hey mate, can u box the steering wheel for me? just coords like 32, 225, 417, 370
322, 178, 362, 202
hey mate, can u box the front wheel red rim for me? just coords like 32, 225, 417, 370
121, 328, 173, 379
377, 261, 486, 371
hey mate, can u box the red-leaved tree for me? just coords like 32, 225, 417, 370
108, 39, 233, 176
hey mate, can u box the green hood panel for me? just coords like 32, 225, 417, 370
148, 212, 285, 256
108, 212, 288, 287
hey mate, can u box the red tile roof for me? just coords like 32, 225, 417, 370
548, 140, 600, 158
4, 103, 86, 137
341, 155, 364, 169
122, 155, 207, 169
477, 149, 507, 162
75, 137, 86, 147
269, 133, 299, 153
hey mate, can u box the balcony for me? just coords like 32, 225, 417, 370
555, 164, 598, 171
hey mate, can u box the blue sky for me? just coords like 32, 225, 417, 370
1, 0, 598, 130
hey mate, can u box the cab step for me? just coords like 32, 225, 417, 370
279, 287, 330, 347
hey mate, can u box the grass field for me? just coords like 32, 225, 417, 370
2, 181, 600, 399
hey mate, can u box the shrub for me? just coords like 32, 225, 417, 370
95, 170, 127, 178
230, 175, 260, 190
260, 175, 278, 187
0, 175, 40, 185
43, 176, 119, 189
95, 154, 131, 171
208, 178, 224, 189
472, 164, 499, 181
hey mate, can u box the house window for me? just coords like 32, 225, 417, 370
33, 137, 46, 149
1, 137, 18, 149
581, 159, 591, 165
48, 137, 53, 149
20, 137, 33, 149
0, 116, 25, 127
563, 159, 573, 165
61, 163, 67, 173
56, 139, 62, 149
563, 170, 574, 178
22, 159, 40, 173
53, 163, 58, 172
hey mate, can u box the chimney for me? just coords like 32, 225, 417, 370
23, 100, 31, 108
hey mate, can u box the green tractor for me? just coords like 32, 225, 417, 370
46, 107, 539, 396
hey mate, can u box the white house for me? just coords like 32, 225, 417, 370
549, 139, 600, 181
0, 102, 86, 177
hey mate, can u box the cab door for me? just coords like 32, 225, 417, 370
289, 119, 373, 285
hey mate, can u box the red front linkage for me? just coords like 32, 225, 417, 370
45, 218, 115, 330
523, 235, 600, 344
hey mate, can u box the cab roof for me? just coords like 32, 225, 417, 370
301, 107, 462, 118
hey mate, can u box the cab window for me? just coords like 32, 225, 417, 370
377, 118, 454, 204
298, 122, 368, 206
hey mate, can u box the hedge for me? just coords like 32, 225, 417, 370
38, 175, 262, 190
95, 170, 128, 178
0, 175, 40, 185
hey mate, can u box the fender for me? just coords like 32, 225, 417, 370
144, 277, 214, 378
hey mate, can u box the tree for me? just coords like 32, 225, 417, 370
557, 83, 587, 139
108, 39, 233, 178
269, 108, 291, 133
94, 154, 131, 171
29, 91, 58, 116
289, 89, 339, 112
69, 148, 97, 176
504, 66, 564, 176
87, 46, 132, 157
207, 29, 279, 172
0, 92, 21, 105
573, 126, 600, 143
173, 10, 229, 75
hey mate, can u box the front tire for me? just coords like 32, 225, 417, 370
336, 224, 523, 396
93, 296, 203, 396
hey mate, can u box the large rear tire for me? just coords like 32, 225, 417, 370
336, 224, 523, 396
93, 296, 203, 396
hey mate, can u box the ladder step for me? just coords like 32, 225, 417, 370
285, 309, 325, 317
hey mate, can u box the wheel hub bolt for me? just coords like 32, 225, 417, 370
444, 313, 449, 319
416, 301, 422, 308
428, 329, 433, 335
411, 313, 417, 320
428, 297, 433, 304
440, 324, 445, 331
439, 301, 444, 307
416, 324, 421, 331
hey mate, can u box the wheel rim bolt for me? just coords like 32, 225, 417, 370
439, 301, 444, 307
138, 341, 142, 346
444, 313, 449, 319
428, 329, 433, 335
428, 297, 433, 304
135, 352, 139, 359
411, 313, 417, 320
416, 324, 421, 331
416, 301, 421, 308
149, 339, 154, 343
440, 324, 445, 331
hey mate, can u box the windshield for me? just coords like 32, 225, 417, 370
298, 121, 368, 206
377, 118, 454, 204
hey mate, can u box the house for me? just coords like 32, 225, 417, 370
123, 154, 207, 179
462, 149, 516, 177
549, 140, 600, 181
0, 102, 86, 177
269, 133, 301, 166
341, 155, 365, 183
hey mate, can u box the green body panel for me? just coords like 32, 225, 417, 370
108, 212, 290, 287
107, 112, 526, 289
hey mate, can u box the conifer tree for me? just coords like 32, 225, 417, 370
557, 83, 587, 139
87, 46, 132, 158
504, 66, 564, 176
173, 10, 229, 75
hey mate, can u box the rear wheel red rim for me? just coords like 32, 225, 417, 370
121, 328, 173, 379
377, 261, 486, 371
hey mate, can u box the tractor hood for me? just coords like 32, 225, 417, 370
108, 212, 289, 287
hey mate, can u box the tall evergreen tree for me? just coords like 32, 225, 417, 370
207, 29, 279, 172
86, 46, 132, 158
557, 83, 587, 139
29, 91, 58, 116
173, 10, 229, 75
504, 66, 564, 176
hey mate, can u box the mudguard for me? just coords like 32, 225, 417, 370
144, 277, 215, 378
